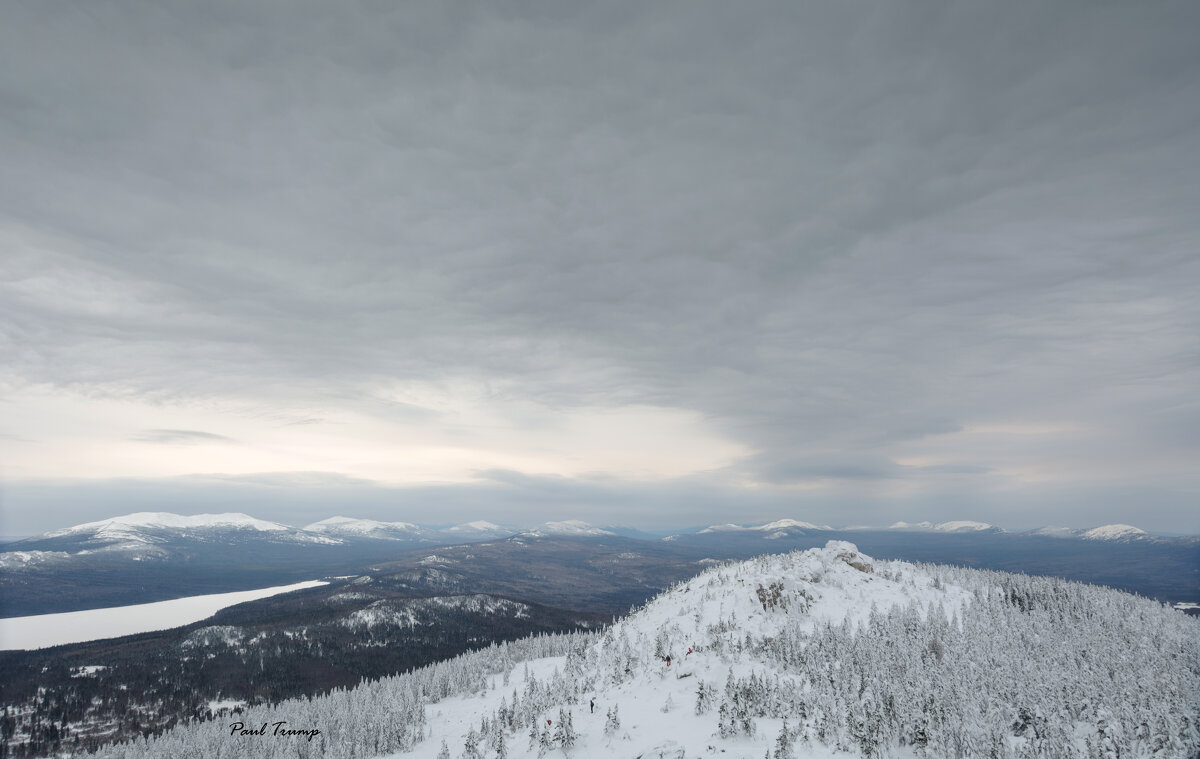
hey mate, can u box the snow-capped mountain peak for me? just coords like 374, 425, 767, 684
698, 518, 830, 534
887, 520, 935, 530
31, 511, 343, 554
47, 512, 292, 538
444, 521, 504, 533
304, 516, 432, 541
307, 516, 421, 532
525, 520, 615, 537
934, 520, 996, 532
885, 520, 997, 532
1083, 524, 1148, 541
1029, 525, 1081, 538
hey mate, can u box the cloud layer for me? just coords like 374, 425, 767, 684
1, 1, 1197, 533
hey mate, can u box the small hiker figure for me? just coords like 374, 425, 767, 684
546, 719, 551, 726
686, 647, 693, 657
590, 698, 595, 714
665, 655, 671, 667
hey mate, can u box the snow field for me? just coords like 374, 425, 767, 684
390, 542, 967, 759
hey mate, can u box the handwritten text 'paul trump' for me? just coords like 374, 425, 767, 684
229, 721, 320, 742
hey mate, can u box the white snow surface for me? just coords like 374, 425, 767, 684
526, 520, 615, 536
885, 520, 995, 532
304, 516, 430, 539
933, 520, 995, 532
385, 541, 970, 759
46, 511, 291, 537
1029, 526, 1080, 538
886, 520, 935, 530
1083, 524, 1147, 540
445, 521, 504, 532
0, 580, 327, 651
0, 550, 71, 568
699, 518, 831, 534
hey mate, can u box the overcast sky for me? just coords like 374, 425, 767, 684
2, 1, 1198, 535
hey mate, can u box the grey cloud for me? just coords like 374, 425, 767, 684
130, 429, 236, 445
1, 0, 1197, 530
743, 453, 992, 484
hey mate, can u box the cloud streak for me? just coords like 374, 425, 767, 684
130, 429, 236, 445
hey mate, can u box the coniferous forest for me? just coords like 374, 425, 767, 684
76, 546, 1199, 759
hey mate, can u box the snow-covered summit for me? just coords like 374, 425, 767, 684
885, 520, 997, 532
1029, 526, 1081, 538
698, 518, 831, 534
610, 540, 967, 643
886, 520, 935, 530
305, 516, 435, 541
33, 511, 342, 549
446, 520, 503, 532
307, 516, 421, 532
934, 520, 996, 532
47, 512, 291, 538
1083, 524, 1148, 541
524, 520, 615, 537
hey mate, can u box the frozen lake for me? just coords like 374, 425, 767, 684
0, 580, 328, 650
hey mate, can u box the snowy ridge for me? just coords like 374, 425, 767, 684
933, 520, 996, 532
698, 518, 831, 534
46, 512, 291, 537
1028, 526, 1080, 538
886, 520, 997, 533
98, 540, 1200, 759
306, 516, 422, 533
1083, 524, 1148, 541
523, 520, 615, 537
305, 516, 436, 541
886, 520, 934, 530
444, 521, 505, 533
341, 595, 532, 631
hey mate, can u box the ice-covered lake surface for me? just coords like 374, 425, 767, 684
0, 580, 327, 650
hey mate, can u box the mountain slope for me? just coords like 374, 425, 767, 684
93, 541, 1200, 759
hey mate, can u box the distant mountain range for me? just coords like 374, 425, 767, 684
2, 511, 1196, 617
